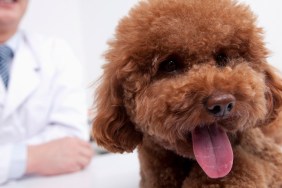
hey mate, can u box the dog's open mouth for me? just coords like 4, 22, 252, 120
192, 124, 233, 179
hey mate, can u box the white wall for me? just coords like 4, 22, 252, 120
21, 0, 138, 106
79, 0, 138, 84
239, 0, 282, 70
20, 0, 282, 106
21, 0, 85, 64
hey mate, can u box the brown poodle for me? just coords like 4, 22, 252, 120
92, 0, 282, 187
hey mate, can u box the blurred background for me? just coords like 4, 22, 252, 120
20, 0, 282, 107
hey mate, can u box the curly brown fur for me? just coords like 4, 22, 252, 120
92, 0, 282, 187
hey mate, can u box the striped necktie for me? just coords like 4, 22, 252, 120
0, 45, 13, 88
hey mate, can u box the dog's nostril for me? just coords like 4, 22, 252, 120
205, 93, 236, 117
209, 105, 222, 115
226, 102, 234, 112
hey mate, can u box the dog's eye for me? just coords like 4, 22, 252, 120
159, 56, 182, 73
215, 52, 228, 66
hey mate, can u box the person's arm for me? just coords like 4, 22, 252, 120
3, 138, 93, 183
2, 39, 93, 183
0, 145, 15, 184
8, 144, 27, 180
24, 39, 93, 176
26, 137, 93, 176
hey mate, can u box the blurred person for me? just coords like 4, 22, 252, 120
0, 0, 93, 184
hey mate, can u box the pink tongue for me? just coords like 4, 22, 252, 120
192, 125, 233, 179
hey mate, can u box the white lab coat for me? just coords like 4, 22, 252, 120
0, 31, 89, 183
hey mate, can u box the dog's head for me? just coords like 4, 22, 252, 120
92, 0, 282, 178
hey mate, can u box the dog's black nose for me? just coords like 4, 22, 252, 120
205, 93, 236, 117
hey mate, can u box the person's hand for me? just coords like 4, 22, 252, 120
26, 137, 94, 176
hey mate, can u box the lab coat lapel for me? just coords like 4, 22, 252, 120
2, 41, 40, 120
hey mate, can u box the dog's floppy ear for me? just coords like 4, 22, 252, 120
92, 64, 143, 153
263, 63, 282, 122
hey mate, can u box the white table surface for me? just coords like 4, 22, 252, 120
1, 152, 140, 188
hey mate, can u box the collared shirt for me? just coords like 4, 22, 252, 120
6, 31, 21, 54
3, 31, 27, 180
5, 31, 21, 72
0, 31, 20, 91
